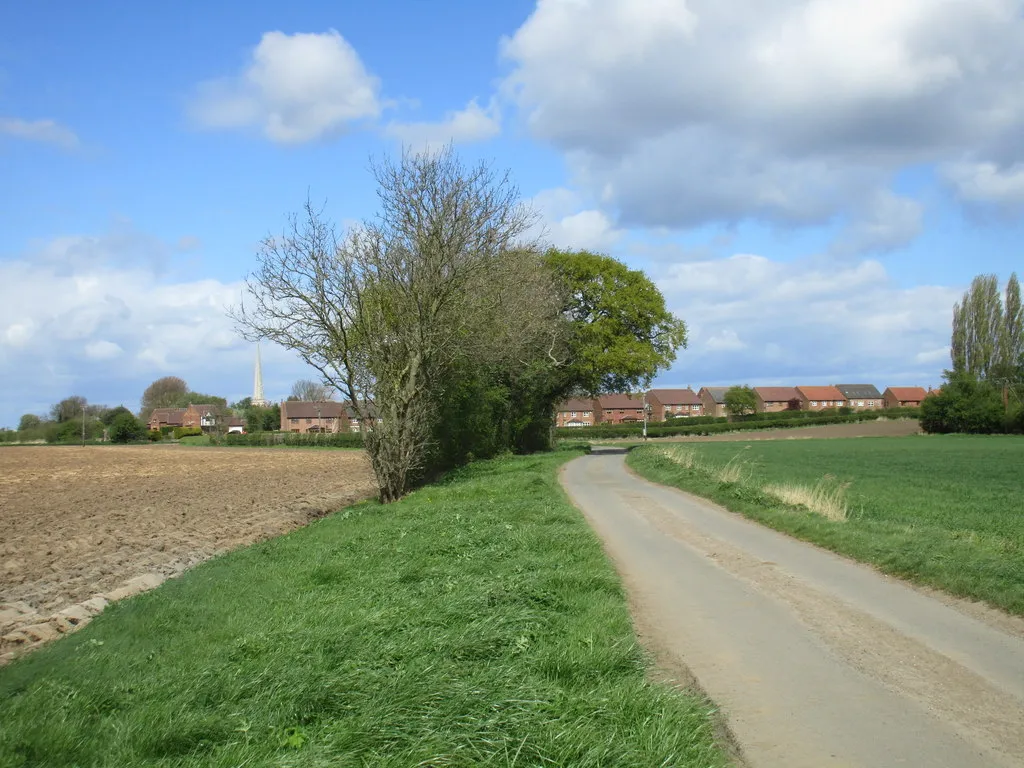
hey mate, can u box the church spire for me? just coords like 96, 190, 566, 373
252, 344, 270, 407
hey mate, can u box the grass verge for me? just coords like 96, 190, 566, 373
627, 436, 1024, 614
0, 450, 726, 767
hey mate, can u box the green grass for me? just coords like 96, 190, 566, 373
627, 435, 1024, 614
0, 450, 727, 767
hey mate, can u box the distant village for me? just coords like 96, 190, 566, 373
554, 385, 936, 428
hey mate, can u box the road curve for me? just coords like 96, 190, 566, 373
561, 448, 1024, 768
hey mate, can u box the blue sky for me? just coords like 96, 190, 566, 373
3, 0, 1024, 426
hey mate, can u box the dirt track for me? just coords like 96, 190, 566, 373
562, 448, 1024, 768
1, 446, 376, 659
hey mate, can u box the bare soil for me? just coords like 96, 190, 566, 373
0, 445, 376, 659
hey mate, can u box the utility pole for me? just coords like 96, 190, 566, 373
642, 392, 649, 441
81, 405, 86, 446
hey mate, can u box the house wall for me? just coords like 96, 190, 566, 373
699, 391, 726, 418
883, 393, 923, 409
844, 397, 884, 411
282, 415, 343, 433
648, 394, 703, 420
797, 395, 846, 412
556, 409, 595, 428
597, 406, 645, 424
755, 397, 794, 414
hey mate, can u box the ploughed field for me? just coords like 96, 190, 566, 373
1, 446, 376, 657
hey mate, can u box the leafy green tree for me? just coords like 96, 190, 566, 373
951, 273, 1022, 382
724, 386, 757, 417
245, 403, 280, 432
231, 396, 253, 411
920, 375, 1006, 434
50, 396, 87, 423
18, 414, 41, 431
140, 376, 188, 418
109, 412, 145, 443
100, 405, 133, 426
545, 249, 688, 395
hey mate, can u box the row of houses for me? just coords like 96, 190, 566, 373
556, 385, 935, 427
147, 404, 245, 433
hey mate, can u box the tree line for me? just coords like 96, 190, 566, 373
233, 148, 685, 501
923, 273, 1024, 433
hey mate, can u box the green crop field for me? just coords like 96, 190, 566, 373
627, 435, 1024, 614
0, 449, 727, 768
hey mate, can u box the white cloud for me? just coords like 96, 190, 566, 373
501, 0, 1024, 228
84, 340, 123, 360
832, 190, 925, 255
0, 117, 79, 149
530, 187, 624, 251
705, 329, 746, 352
0, 228, 313, 425
386, 98, 501, 148
943, 161, 1024, 205
657, 253, 959, 386
189, 30, 381, 144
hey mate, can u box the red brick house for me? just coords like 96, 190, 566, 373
182, 404, 223, 431
147, 408, 185, 431
698, 387, 730, 418
883, 387, 928, 409
834, 384, 884, 410
595, 393, 647, 424
753, 387, 801, 413
555, 398, 597, 428
646, 389, 703, 420
795, 386, 846, 411
280, 401, 347, 433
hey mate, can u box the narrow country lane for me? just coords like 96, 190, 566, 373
561, 448, 1024, 768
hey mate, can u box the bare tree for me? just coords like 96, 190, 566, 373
290, 379, 334, 402
140, 376, 188, 418
232, 148, 564, 501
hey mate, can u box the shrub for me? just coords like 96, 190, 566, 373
219, 431, 364, 448
147, 429, 163, 441
110, 413, 146, 443
920, 375, 1005, 434
172, 426, 204, 440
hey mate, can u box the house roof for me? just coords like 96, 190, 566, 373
754, 386, 800, 403
699, 387, 730, 403
557, 398, 596, 412
150, 408, 185, 424
282, 401, 347, 419
597, 393, 646, 409
797, 385, 846, 401
885, 387, 928, 401
834, 384, 883, 400
647, 388, 701, 405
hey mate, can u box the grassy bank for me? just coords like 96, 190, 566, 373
0, 450, 727, 767
627, 436, 1024, 615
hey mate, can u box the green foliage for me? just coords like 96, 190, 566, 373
545, 249, 688, 394
0, 451, 727, 766
629, 436, 1024, 614
17, 414, 40, 431
724, 385, 757, 417
99, 405, 134, 426
109, 413, 146, 443
245, 403, 280, 433
952, 272, 1023, 381
44, 416, 103, 444
50, 396, 87, 423
147, 429, 163, 441
556, 408, 919, 439
172, 426, 204, 440
219, 431, 364, 448
920, 374, 1009, 434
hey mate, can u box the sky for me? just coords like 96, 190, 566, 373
2, 0, 1024, 426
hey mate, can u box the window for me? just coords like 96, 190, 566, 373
858, 401, 865, 407
571, 411, 577, 417
811, 401, 818, 407
291, 418, 299, 423
306, 418, 312, 424
583, 411, 591, 416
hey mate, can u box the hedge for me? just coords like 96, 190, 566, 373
556, 408, 920, 440
218, 431, 364, 448
172, 426, 204, 439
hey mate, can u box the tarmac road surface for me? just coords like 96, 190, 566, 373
561, 447, 1024, 768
